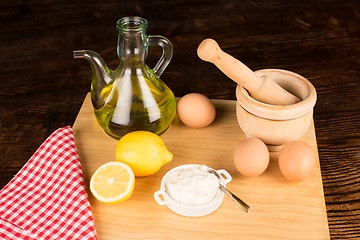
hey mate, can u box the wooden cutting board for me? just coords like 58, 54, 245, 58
73, 93, 330, 239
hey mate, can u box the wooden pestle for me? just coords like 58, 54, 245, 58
197, 39, 301, 105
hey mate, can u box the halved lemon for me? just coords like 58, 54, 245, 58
90, 161, 135, 204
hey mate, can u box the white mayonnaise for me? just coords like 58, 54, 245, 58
165, 165, 220, 206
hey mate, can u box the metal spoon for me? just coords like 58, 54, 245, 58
209, 169, 250, 213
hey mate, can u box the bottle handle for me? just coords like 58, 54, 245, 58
148, 35, 173, 77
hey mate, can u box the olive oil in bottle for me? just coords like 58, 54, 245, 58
94, 76, 176, 139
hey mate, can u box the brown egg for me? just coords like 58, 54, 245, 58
177, 93, 216, 128
278, 140, 316, 182
233, 138, 270, 177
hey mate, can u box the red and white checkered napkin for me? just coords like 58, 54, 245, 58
0, 126, 97, 240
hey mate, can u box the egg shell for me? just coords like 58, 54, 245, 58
177, 93, 216, 128
233, 138, 270, 177
278, 140, 316, 182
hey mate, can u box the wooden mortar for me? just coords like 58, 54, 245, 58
235, 69, 317, 151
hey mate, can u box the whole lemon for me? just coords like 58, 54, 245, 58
115, 131, 173, 177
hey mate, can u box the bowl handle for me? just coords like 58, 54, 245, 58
217, 169, 232, 185
154, 190, 170, 205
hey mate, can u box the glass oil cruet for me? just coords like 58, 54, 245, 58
73, 16, 176, 139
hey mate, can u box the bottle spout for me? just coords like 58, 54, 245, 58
73, 50, 113, 109
73, 50, 108, 70
73, 50, 85, 59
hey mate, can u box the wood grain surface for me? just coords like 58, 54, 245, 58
73, 93, 329, 239
1, 0, 359, 239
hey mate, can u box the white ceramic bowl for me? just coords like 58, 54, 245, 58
154, 164, 231, 217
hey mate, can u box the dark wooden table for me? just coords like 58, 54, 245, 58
1, 0, 359, 239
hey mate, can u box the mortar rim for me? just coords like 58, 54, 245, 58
236, 69, 317, 120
